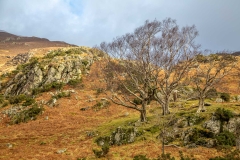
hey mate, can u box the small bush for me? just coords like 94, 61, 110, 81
133, 98, 142, 105
0, 94, 5, 103
0, 101, 9, 108
92, 100, 110, 111
215, 131, 236, 146
215, 108, 233, 132
11, 104, 44, 124
96, 88, 104, 95
133, 155, 150, 160
22, 97, 35, 106
206, 88, 218, 99
52, 91, 70, 99
92, 144, 109, 158
68, 79, 82, 87
9, 94, 27, 104
179, 151, 196, 160
189, 127, 214, 143
215, 108, 233, 122
220, 93, 230, 102
82, 60, 89, 66
146, 125, 159, 134
51, 82, 64, 90
32, 82, 64, 95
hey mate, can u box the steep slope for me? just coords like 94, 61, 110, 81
0, 50, 240, 159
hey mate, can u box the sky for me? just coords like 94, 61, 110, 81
0, 0, 239, 52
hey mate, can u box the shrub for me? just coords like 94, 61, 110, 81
133, 155, 150, 160
96, 88, 104, 95
82, 60, 89, 66
92, 100, 110, 111
187, 127, 214, 145
10, 104, 44, 124
9, 94, 27, 104
220, 93, 230, 102
32, 82, 64, 95
133, 98, 142, 105
0, 94, 5, 104
215, 108, 234, 133
51, 82, 64, 90
146, 125, 159, 134
179, 151, 196, 160
215, 108, 233, 123
0, 101, 9, 108
206, 88, 218, 99
92, 144, 109, 158
215, 131, 236, 146
52, 91, 70, 99
157, 153, 175, 160
68, 79, 82, 87
22, 97, 35, 106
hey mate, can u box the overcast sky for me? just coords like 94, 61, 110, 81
0, 0, 239, 51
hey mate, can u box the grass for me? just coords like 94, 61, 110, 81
96, 116, 139, 136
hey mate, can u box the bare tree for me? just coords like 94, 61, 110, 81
99, 20, 162, 122
98, 18, 200, 120
153, 18, 199, 115
192, 53, 237, 112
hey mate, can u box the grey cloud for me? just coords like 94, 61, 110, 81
0, 0, 239, 51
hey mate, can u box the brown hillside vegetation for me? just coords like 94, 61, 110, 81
0, 32, 239, 159
0, 59, 230, 160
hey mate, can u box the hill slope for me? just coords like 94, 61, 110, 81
0, 47, 240, 159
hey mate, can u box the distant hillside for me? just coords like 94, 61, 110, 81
0, 31, 77, 56
0, 31, 78, 74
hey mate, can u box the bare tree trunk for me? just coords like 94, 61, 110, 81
197, 96, 206, 113
162, 135, 165, 155
163, 96, 170, 115
140, 101, 147, 122
173, 90, 178, 102
140, 110, 147, 122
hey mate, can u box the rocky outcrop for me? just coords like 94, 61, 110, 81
5, 52, 34, 66
3, 48, 94, 95
95, 127, 143, 146
203, 115, 240, 134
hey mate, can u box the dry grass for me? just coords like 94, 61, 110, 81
0, 61, 234, 160
0, 47, 239, 159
